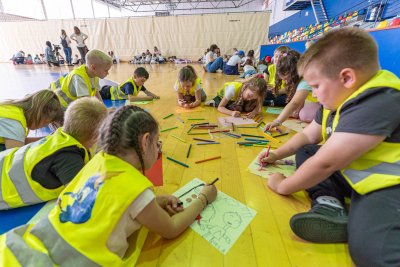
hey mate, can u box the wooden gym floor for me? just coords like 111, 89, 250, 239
0, 62, 353, 267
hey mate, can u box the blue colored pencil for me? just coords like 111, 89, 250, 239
167, 156, 189, 168
244, 138, 269, 142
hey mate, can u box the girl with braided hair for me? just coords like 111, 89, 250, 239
0, 105, 217, 266
206, 75, 267, 118
263, 50, 320, 131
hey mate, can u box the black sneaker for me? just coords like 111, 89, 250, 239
290, 203, 348, 243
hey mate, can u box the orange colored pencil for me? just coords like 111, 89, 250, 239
195, 156, 221, 164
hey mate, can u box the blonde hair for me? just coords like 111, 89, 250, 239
0, 89, 63, 128
86, 49, 112, 66
63, 97, 108, 143
298, 27, 379, 79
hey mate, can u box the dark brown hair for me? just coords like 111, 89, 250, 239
276, 50, 301, 103
100, 105, 159, 173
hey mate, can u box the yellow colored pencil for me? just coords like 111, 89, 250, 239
171, 134, 186, 143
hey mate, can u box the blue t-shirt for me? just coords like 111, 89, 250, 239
121, 81, 147, 95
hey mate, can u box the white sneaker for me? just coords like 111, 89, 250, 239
216, 69, 223, 73
205, 100, 216, 107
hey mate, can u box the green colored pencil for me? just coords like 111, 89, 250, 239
163, 113, 174, 119
187, 118, 205, 120
161, 126, 178, 132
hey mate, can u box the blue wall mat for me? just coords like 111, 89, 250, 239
269, 0, 398, 37
0, 203, 45, 234
260, 27, 400, 77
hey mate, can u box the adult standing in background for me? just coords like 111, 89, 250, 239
70, 26, 88, 64
60, 29, 73, 66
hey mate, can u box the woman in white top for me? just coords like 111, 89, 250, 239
60, 29, 73, 66
70, 26, 88, 64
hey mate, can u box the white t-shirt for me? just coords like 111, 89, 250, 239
107, 188, 155, 258
204, 51, 216, 65
224, 84, 236, 100
69, 74, 100, 97
70, 33, 88, 47
227, 55, 242, 66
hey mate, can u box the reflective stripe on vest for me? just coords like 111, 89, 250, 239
0, 150, 10, 210
55, 88, 73, 107
322, 70, 400, 194
110, 86, 127, 100
343, 160, 400, 184
6, 225, 54, 267
7, 144, 42, 205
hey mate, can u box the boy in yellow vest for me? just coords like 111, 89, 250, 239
259, 27, 400, 266
55, 49, 112, 107
99, 67, 160, 101
0, 97, 107, 210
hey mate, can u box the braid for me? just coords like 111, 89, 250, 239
100, 105, 159, 174
100, 106, 134, 155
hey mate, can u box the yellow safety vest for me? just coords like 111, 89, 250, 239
267, 64, 286, 89
306, 92, 318, 103
56, 65, 98, 107
322, 70, 400, 194
0, 105, 28, 145
49, 75, 65, 91
0, 152, 153, 266
0, 128, 89, 209
109, 78, 143, 100
217, 82, 243, 101
175, 78, 202, 96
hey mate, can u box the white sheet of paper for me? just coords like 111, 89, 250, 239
248, 148, 296, 178
282, 119, 309, 133
217, 116, 256, 127
174, 178, 256, 254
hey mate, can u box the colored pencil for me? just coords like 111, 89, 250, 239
210, 129, 230, 133
195, 156, 221, 164
196, 124, 218, 127
171, 134, 186, 143
188, 132, 209, 135
196, 142, 220, 145
256, 120, 265, 128
188, 118, 205, 120
193, 138, 215, 143
241, 134, 265, 139
232, 122, 235, 132
176, 116, 184, 123
161, 126, 178, 132
163, 113, 174, 119
236, 126, 258, 128
254, 144, 277, 148
187, 125, 195, 133
244, 138, 268, 142
266, 145, 271, 157
186, 144, 192, 158
167, 156, 189, 168
221, 132, 241, 138
237, 141, 267, 145
191, 122, 209, 126
272, 132, 289, 138
209, 178, 219, 185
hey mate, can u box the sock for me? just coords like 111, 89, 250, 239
315, 196, 344, 209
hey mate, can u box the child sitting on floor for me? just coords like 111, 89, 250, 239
174, 65, 206, 108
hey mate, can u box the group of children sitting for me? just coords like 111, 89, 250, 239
11, 51, 45, 65
0, 27, 399, 266
130, 47, 166, 64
